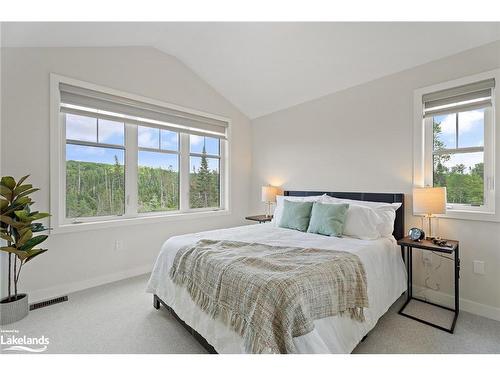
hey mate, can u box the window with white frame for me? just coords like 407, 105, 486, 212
422, 78, 495, 213
54, 77, 229, 227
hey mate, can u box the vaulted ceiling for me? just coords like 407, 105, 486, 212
3, 22, 500, 119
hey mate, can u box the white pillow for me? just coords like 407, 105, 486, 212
272, 195, 323, 226
320, 196, 381, 240
372, 206, 397, 237
321, 195, 400, 238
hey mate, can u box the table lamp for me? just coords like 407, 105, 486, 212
413, 187, 447, 238
261, 185, 278, 218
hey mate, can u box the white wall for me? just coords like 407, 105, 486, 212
251, 41, 500, 320
1, 46, 252, 301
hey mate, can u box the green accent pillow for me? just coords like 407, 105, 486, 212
307, 202, 349, 237
278, 200, 313, 232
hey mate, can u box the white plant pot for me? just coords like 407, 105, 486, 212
0, 293, 29, 325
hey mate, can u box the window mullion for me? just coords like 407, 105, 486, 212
125, 123, 138, 217
220, 138, 226, 210
180, 133, 190, 212
483, 107, 495, 209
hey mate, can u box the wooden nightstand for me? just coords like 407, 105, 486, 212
397, 236, 460, 333
245, 215, 273, 223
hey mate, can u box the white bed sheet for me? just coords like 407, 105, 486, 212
146, 223, 407, 354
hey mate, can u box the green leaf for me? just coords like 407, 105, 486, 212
0, 176, 16, 190
0, 185, 12, 200
1, 203, 26, 216
19, 235, 48, 251
16, 188, 39, 199
0, 232, 13, 242
12, 196, 31, 206
0, 199, 8, 211
24, 248, 47, 263
18, 226, 31, 236
13, 184, 33, 197
31, 223, 49, 233
16, 175, 30, 187
30, 212, 50, 221
14, 210, 31, 222
0, 246, 29, 261
0, 215, 25, 229
18, 229, 32, 245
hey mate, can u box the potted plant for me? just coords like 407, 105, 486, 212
1, 175, 50, 325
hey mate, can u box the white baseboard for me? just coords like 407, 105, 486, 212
27, 265, 151, 303
413, 286, 500, 322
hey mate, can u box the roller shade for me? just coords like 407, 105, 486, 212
59, 83, 228, 139
423, 78, 495, 118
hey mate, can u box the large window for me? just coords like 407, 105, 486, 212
53, 76, 229, 229
432, 109, 486, 206
419, 76, 496, 216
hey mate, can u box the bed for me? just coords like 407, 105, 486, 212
146, 191, 407, 354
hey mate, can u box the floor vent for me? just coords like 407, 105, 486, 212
30, 296, 68, 311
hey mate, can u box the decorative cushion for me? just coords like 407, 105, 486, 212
278, 200, 313, 232
307, 202, 349, 237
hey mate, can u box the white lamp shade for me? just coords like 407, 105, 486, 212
413, 187, 447, 215
261, 186, 278, 203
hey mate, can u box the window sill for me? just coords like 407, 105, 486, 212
434, 209, 500, 223
51, 209, 231, 234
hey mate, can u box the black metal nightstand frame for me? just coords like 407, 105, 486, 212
398, 240, 460, 334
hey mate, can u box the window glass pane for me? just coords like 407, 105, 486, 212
190, 135, 220, 155
189, 156, 220, 208
433, 151, 484, 206
138, 151, 179, 213
66, 144, 125, 218
138, 126, 159, 149
458, 109, 484, 148
160, 129, 179, 151
98, 119, 125, 145
66, 113, 97, 142
433, 113, 456, 150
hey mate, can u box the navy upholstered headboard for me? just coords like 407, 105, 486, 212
283, 191, 405, 240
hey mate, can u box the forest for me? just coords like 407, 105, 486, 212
66, 151, 220, 218
433, 120, 484, 206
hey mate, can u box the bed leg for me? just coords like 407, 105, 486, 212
153, 294, 161, 309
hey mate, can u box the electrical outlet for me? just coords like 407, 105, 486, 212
473, 260, 485, 275
115, 240, 124, 251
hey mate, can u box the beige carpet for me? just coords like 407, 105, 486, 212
2, 274, 499, 354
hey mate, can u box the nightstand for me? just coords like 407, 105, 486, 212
245, 215, 273, 223
397, 236, 460, 333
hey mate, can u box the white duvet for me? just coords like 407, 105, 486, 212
146, 223, 407, 354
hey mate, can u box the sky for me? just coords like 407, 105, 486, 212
434, 108, 485, 173
66, 114, 220, 173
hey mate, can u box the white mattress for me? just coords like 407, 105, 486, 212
146, 223, 407, 353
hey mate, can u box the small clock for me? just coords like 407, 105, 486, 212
408, 227, 425, 241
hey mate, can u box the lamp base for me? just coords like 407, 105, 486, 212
265, 202, 272, 218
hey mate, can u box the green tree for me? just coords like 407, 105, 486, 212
189, 139, 220, 209
432, 120, 450, 188
431, 120, 484, 206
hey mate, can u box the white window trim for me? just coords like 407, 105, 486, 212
413, 69, 499, 222
50, 74, 231, 234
